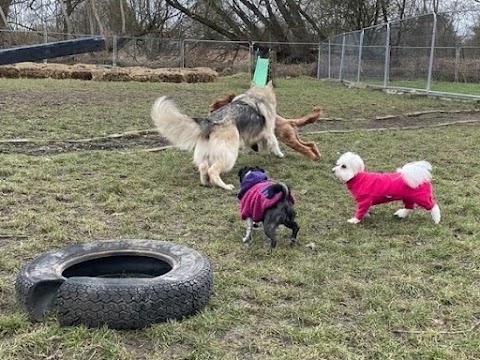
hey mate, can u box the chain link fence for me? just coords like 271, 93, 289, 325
0, 30, 315, 76
318, 11, 480, 99
2, 10, 480, 98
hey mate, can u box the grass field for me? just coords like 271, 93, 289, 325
0, 75, 479, 360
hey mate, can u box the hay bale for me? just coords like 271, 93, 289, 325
15, 63, 50, 79
128, 66, 217, 83
183, 67, 218, 83
70, 70, 93, 80
144, 72, 171, 82
90, 69, 104, 81
161, 70, 185, 83
0, 65, 20, 78
129, 67, 154, 82
0, 61, 218, 83
101, 68, 131, 81
43, 63, 73, 79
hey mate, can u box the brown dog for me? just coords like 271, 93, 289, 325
209, 93, 322, 160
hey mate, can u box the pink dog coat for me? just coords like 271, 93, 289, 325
346, 171, 436, 220
238, 171, 295, 222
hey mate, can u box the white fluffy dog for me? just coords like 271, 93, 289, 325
332, 152, 441, 224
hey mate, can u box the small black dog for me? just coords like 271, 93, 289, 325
237, 166, 299, 248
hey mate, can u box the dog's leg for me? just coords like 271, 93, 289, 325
264, 133, 284, 158
198, 161, 210, 186
305, 141, 321, 159
349, 200, 371, 224
282, 133, 319, 160
394, 200, 414, 219
284, 220, 300, 246
242, 218, 254, 243
394, 208, 412, 219
430, 204, 441, 224
263, 223, 278, 248
414, 197, 441, 224
347, 217, 361, 224
207, 162, 235, 191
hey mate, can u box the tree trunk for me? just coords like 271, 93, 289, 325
0, 0, 12, 28
119, 0, 126, 34
59, 0, 73, 36
90, 0, 105, 35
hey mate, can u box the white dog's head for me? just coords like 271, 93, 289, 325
332, 152, 365, 183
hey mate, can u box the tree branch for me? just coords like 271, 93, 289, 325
165, 0, 241, 40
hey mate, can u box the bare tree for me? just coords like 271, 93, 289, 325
119, 0, 125, 33
89, 0, 104, 34
58, 0, 73, 34
164, 0, 324, 42
0, 0, 12, 28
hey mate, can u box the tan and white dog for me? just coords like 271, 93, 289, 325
151, 81, 284, 190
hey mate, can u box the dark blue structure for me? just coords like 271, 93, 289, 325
0, 36, 106, 65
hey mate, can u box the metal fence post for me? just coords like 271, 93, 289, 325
43, 28, 48, 64
249, 41, 254, 77
112, 35, 117, 67
180, 39, 185, 68
316, 42, 321, 79
328, 38, 331, 79
426, 12, 437, 93
357, 30, 364, 83
339, 34, 345, 80
383, 23, 390, 88
454, 47, 461, 82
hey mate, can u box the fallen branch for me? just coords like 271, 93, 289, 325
122, 145, 173, 154
304, 118, 480, 135
66, 129, 159, 143
0, 138, 34, 144
0, 234, 28, 239
0, 129, 160, 144
392, 320, 480, 335
376, 109, 480, 121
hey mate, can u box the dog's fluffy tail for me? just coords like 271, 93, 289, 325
397, 160, 433, 188
282, 107, 322, 127
151, 96, 202, 151
266, 182, 291, 200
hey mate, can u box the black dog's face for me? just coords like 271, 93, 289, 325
237, 166, 266, 183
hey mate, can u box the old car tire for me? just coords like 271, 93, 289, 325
15, 239, 213, 329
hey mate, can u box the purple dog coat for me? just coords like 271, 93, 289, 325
238, 171, 295, 222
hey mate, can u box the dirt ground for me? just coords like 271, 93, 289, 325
2, 110, 479, 156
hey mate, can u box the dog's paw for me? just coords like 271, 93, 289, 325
276, 152, 285, 158
394, 208, 411, 219
224, 184, 235, 191
347, 217, 361, 224
242, 236, 251, 243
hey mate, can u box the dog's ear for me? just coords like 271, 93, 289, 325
237, 167, 247, 178
238, 166, 252, 180
265, 80, 273, 90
